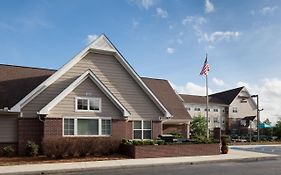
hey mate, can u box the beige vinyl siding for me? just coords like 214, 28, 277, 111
49, 78, 122, 118
0, 117, 17, 142
22, 52, 163, 120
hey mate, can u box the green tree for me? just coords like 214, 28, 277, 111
274, 118, 281, 139
191, 114, 207, 138
262, 118, 272, 137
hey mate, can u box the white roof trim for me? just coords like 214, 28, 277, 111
11, 34, 171, 118
38, 70, 131, 117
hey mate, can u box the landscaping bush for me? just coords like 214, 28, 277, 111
25, 141, 39, 157
168, 132, 183, 139
42, 137, 120, 159
221, 135, 229, 154
2, 145, 15, 157
122, 139, 165, 146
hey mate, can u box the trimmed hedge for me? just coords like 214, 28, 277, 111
42, 137, 120, 159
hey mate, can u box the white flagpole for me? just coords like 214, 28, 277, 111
206, 53, 209, 139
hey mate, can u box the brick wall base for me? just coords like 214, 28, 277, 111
18, 118, 43, 155
120, 143, 220, 158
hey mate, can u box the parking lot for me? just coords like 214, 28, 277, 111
230, 145, 281, 155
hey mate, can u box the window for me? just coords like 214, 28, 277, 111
76, 97, 101, 112
133, 121, 152, 139
214, 109, 219, 112
186, 107, 191, 111
63, 117, 111, 136
232, 107, 238, 113
194, 108, 201, 111
64, 118, 74, 136
204, 108, 211, 111
214, 117, 219, 123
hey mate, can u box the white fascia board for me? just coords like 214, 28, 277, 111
11, 35, 106, 112
39, 70, 130, 117
11, 34, 170, 118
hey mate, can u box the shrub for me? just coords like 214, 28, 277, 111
221, 135, 229, 154
42, 138, 69, 159
42, 137, 120, 159
25, 141, 39, 157
168, 132, 183, 139
2, 146, 15, 157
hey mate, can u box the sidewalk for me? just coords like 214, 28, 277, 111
0, 148, 279, 175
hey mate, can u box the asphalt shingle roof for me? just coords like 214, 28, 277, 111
142, 77, 192, 120
0, 64, 55, 109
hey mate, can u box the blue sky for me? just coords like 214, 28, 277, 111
1, 0, 281, 122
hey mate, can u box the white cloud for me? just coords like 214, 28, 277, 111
133, 0, 157, 9
260, 6, 279, 15
212, 77, 225, 86
166, 47, 175, 54
202, 31, 240, 43
156, 7, 168, 18
86, 34, 98, 44
236, 78, 281, 124
205, 0, 215, 13
182, 16, 207, 26
171, 82, 213, 96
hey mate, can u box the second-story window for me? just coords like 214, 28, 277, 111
76, 97, 101, 112
214, 109, 219, 112
194, 108, 201, 111
232, 107, 238, 113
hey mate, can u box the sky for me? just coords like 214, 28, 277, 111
0, 0, 281, 123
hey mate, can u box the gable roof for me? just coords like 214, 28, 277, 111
0, 64, 55, 109
39, 70, 130, 117
210, 87, 244, 105
179, 94, 227, 105
180, 87, 244, 105
10, 34, 171, 118
142, 77, 192, 120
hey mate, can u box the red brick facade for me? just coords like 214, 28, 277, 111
18, 118, 43, 154
121, 143, 220, 158
12, 118, 163, 154
43, 118, 63, 138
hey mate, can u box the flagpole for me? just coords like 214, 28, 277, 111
206, 72, 209, 139
206, 53, 209, 139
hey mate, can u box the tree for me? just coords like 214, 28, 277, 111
191, 114, 207, 138
274, 118, 281, 139
262, 118, 272, 137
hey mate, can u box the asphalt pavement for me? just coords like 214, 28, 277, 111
230, 145, 281, 155
63, 159, 281, 175
1, 145, 280, 175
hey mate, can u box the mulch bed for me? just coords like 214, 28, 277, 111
0, 154, 128, 166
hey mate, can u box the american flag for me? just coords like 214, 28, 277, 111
200, 56, 210, 76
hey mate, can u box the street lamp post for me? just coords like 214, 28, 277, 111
251, 95, 263, 142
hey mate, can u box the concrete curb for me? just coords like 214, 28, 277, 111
2, 155, 280, 175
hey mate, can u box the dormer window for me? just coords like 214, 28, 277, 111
75, 97, 101, 112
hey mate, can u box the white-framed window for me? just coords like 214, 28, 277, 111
214, 109, 219, 112
232, 107, 238, 113
75, 97, 101, 112
63, 117, 111, 136
194, 107, 201, 111
133, 120, 152, 140
186, 107, 191, 111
